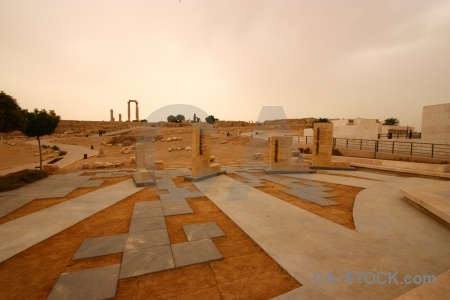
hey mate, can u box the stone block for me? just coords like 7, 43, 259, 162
130, 156, 136, 164
154, 160, 164, 170
43, 164, 60, 174
93, 162, 105, 169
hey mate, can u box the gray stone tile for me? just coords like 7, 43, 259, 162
129, 217, 166, 233
126, 229, 170, 251
132, 207, 164, 219
161, 198, 188, 208
156, 181, 176, 190
120, 245, 174, 279
159, 194, 186, 201
47, 264, 120, 300
167, 187, 190, 195
184, 191, 205, 198
162, 205, 193, 216
183, 222, 225, 241
246, 182, 267, 188
171, 239, 223, 267
79, 180, 104, 187
280, 189, 339, 206
134, 201, 161, 209
73, 234, 128, 260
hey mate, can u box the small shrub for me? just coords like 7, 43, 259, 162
51, 145, 59, 151
58, 150, 67, 156
298, 148, 304, 153
0, 169, 48, 192
304, 147, 311, 154
41, 144, 50, 149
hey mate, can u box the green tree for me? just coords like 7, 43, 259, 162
0, 91, 26, 133
175, 114, 185, 123
314, 118, 330, 123
167, 115, 177, 122
167, 114, 185, 123
205, 115, 218, 124
382, 118, 399, 126
22, 109, 61, 169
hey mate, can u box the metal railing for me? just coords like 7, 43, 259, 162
378, 133, 422, 139
292, 136, 450, 159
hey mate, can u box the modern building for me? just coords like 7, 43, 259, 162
304, 118, 414, 140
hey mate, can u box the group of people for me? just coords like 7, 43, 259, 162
98, 129, 106, 136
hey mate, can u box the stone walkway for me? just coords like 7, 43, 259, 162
0, 172, 105, 218
47, 171, 225, 298
0, 140, 97, 176
1, 165, 450, 299
194, 174, 450, 299
0, 178, 142, 263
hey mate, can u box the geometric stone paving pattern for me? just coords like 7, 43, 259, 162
47, 264, 121, 300
224, 165, 340, 206
0, 172, 106, 218
63, 171, 224, 295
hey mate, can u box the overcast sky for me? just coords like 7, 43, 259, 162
1, 0, 449, 128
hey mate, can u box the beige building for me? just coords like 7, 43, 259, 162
304, 118, 414, 140
421, 103, 450, 144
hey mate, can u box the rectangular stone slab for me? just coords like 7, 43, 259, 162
183, 222, 225, 241
132, 207, 164, 219
119, 245, 174, 279
48, 264, 120, 300
162, 205, 194, 216
73, 234, 128, 260
129, 217, 167, 233
171, 239, 223, 267
126, 229, 170, 251
161, 198, 189, 208
280, 189, 339, 206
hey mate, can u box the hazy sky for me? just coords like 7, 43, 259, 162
1, 0, 449, 128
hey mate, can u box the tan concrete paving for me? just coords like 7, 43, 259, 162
194, 175, 450, 299
400, 181, 450, 226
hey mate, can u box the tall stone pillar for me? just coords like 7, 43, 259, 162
119, 114, 122, 122
136, 102, 139, 121
110, 109, 114, 122
131, 142, 154, 186
127, 101, 131, 122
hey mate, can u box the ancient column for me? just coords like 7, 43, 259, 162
127, 101, 131, 122
136, 101, 139, 121
110, 109, 114, 122
119, 114, 122, 122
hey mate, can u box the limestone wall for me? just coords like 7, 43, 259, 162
421, 103, 450, 144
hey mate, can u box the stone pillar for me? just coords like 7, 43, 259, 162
136, 143, 145, 169
192, 123, 213, 177
110, 109, 114, 122
135, 143, 148, 181
119, 114, 122, 122
136, 102, 139, 121
310, 122, 351, 168
127, 101, 131, 122
269, 136, 293, 170
312, 123, 333, 166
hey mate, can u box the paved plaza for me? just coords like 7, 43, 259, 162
0, 165, 449, 299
